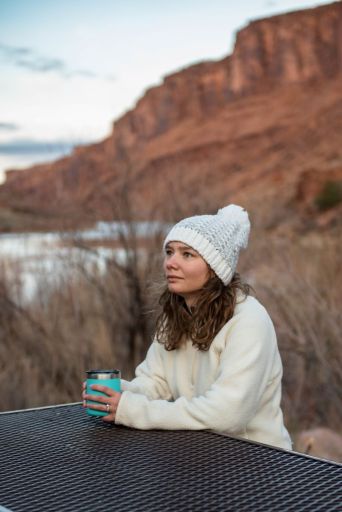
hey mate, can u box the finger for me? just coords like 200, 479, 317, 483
102, 414, 115, 423
84, 394, 108, 404
82, 381, 86, 390
86, 403, 109, 413
102, 406, 116, 422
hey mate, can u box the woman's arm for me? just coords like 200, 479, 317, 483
83, 338, 172, 422
115, 304, 279, 432
121, 340, 173, 401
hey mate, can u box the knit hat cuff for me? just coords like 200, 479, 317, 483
164, 226, 234, 285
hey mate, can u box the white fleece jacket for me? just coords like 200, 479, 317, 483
115, 295, 292, 450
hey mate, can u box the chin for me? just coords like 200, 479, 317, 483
167, 284, 185, 295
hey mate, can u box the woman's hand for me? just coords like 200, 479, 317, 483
82, 381, 121, 423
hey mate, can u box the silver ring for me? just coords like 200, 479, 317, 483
106, 403, 110, 413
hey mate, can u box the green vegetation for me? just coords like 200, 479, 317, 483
315, 180, 342, 211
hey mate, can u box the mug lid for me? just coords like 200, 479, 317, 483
86, 369, 120, 374
86, 369, 120, 379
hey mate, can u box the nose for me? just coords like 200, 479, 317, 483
165, 253, 179, 270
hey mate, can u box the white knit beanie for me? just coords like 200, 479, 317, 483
163, 204, 250, 285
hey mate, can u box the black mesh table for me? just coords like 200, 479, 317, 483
0, 404, 341, 511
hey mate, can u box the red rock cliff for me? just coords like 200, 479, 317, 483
0, 1, 341, 231
112, 1, 342, 152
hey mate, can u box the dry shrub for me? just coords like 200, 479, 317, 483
0, 229, 163, 411
1, 222, 341, 443
246, 230, 342, 434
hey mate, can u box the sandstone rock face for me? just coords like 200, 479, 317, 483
0, 2, 341, 231
112, 58, 232, 153
112, 1, 342, 152
230, 2, 342, 93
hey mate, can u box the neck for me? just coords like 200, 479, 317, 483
183, 300, 195, 316
181, 291, 200, 309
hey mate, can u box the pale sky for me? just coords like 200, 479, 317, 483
0, 0, 334, 180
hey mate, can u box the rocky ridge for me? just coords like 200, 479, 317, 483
0, 1, 341, 231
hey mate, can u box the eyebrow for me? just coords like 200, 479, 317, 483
166, 243, 196, 251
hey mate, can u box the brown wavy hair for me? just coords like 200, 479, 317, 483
155, 272, 252, 351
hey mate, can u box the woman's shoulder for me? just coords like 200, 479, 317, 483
234, 292, 270, 319
212, 293, 277, 352
225, 293, 276, 339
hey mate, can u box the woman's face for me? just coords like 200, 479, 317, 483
163, 241, 211, 306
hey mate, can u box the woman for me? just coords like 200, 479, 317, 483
83, 204, 292, 450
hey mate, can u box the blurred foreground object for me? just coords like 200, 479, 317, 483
296, 428, 342, 463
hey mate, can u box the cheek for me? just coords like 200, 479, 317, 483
162, 257, 169, 274
190, 263, 210, 284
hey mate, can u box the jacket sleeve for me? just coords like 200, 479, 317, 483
120, 340, 173, 401
115, 304, 279, 432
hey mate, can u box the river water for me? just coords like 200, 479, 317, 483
0, 221, 170, 302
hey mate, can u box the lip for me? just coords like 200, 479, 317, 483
167, 275, 183, 280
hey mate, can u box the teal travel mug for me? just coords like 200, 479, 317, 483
86, 369, 121, 417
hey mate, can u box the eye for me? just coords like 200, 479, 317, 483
183, 251, 194, 258
165, 248, 173, 256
